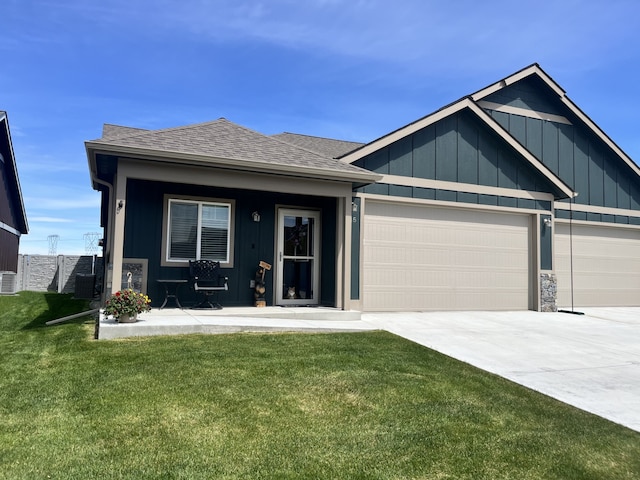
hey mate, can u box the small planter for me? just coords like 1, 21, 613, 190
117, 313, 138, 323
103, 289, 151, 323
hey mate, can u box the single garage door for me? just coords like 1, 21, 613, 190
556, 223, 640, 307
362, 201, 531, 311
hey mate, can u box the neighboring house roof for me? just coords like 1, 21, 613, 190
0, 111, 28, 235
87, 118, 379, 186
272, 132, 364, 159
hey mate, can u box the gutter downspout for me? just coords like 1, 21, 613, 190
91, 175, 114, 304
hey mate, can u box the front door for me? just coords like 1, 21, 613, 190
276, 209, 320, 306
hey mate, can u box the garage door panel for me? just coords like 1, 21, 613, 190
556, 224, 640, 307
362, 202, 530, 311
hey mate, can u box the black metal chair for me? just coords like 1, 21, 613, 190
189, 260, 229, 309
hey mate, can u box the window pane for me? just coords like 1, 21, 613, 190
284, 216, 311, 257
200, 204, 229, 261
169, 202, 198, 260
282, 259, 314, 300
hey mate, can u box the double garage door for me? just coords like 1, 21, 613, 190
556, 223, 640, 307
362, 201, 531, 311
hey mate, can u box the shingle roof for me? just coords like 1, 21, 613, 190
90, 118, 372, 178
101, 124, 148, 140
271, 132, 364, 159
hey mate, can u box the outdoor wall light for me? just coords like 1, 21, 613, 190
543, 217, 552, 227
252, 211, 261, 222
117, 200, 124, 213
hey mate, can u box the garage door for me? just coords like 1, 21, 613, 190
362, 201, 531, 311
556, 223, 640, 307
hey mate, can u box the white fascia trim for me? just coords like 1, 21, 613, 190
358, 192, 550, 216
554, 202, 640, 218
340, 99, 472, 164
379, 174, 555, 202
557, 96, 640, 178
555, 218, 640, 231
471, 64, 565, 101
0, 221, 22, 236
469, 66, 640, 179
86, 143, 381, 185
468, 102, 575, 199
477, 101, 572, 125
338, 98, 573, 200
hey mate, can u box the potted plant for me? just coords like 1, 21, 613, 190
103, 289, 152, 323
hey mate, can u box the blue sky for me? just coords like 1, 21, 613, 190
3, 0, 640, 254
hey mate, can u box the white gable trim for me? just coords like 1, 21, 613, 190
468, 102, 575, 199
477, 100, 572, 125
471, 64, 640, 178
379, 174, 555, 202
340, 97, 574, 199
471, 64, 566, 101
339, 99, 471, 164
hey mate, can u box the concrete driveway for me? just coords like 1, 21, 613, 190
363, 308, 640, 433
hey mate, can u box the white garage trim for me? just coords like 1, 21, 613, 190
556, 222, 640, 308
362, 200, 532, 312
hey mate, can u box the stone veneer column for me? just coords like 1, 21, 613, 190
540, 273, 557, 312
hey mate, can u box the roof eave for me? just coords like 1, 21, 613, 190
85, 141, 381, 186
470, 64, 640, 178
470, 63, 566, 101
335, 97, 574, 200
339, 99, 472, 164
1, 112, 28, 233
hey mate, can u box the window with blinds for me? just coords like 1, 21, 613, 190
167, 199, 231, 263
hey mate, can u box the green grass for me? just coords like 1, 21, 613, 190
1, 292, 639, 479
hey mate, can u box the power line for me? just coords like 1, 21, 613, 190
47, 235, 59, 255
84, 232, 100, 255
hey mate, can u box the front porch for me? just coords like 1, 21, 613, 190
98, 306, 370, 340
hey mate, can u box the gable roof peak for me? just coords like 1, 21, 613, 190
471, 63, 566, 101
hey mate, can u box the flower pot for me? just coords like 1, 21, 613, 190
117, 313, 137, 323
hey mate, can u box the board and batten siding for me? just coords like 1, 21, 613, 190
482, 77, 640, 212
355, 110, 556, 197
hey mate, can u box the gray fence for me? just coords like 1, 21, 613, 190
16, 255, 103, 295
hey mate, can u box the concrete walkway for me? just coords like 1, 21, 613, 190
364, 308, 640, 433
98, 307, 640, 433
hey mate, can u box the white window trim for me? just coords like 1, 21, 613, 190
161, 194, 235, 268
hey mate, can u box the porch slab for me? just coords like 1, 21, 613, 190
98, 306, 368, 340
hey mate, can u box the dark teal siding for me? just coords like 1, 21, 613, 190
124, 179, 337, 308
350, 197, 361, 300
413, 126, 436, 178
557, 124, 574, 184
478, 135, 498, 185
497, 150, 517, 189
390, 137, 412, 176
354, 108, 562, 207
589, 146, 604, 205
435, 116, 458, 182
483, 76, 567, 117
482, 78, 640, 212
458, 114, 478, 184
542, 122, 559, 174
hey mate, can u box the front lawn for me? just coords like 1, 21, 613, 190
1, 292, 639, 479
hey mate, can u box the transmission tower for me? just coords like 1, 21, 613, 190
47, 235, 59, 255
84, 232, 100, 255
